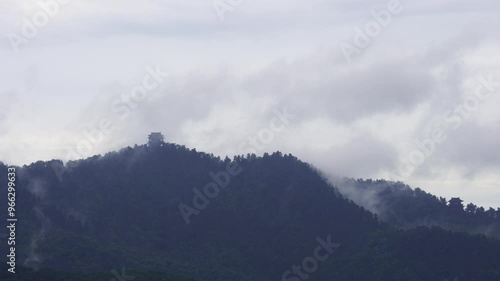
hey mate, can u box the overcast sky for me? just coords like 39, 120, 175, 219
1, 0, 500, 208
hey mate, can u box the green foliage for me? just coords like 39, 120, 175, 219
1, 145, 500, 281
0, 265, 197, 281
343, 178, 500, 238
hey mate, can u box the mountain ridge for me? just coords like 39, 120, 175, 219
1, 142, 500, 281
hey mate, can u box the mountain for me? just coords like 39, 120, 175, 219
1, 142, 500, 281
0, 265, 197, 281
332, 178, 500, 238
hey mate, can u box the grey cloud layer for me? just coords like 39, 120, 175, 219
1, 0, 499, 207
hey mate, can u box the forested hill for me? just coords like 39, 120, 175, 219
333, 178, 500, 238
1, 142, 500, 281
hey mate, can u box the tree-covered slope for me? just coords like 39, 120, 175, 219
0, 265, 197, 281
1, 143, 500, 281
334, 178, 500, 238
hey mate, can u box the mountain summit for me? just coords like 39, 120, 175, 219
1, 143, 500, 281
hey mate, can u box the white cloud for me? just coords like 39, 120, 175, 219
1, 0, 500, 207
